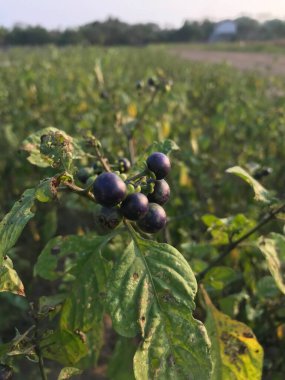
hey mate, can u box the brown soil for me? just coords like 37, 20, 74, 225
171, 47, 285, 75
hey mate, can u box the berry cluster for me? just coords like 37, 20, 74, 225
91, 152, 171, 234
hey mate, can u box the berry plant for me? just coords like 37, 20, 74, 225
0, 46, 285, 380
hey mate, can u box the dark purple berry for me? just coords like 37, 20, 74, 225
148, 180, 170, 205
137, 203, 167, 233
146, 152, 171, 179
94, 206, 123, 235
93, 172, 127, 207
77, 167, 93, 184
121, 193, 149, 221
118, 157, 131, 173
148, 77, 156, 87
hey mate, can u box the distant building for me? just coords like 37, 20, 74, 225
209, 20, 237, 42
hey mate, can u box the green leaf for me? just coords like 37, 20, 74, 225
257, 233, 285, 294
226, 166, 271, 203
58, 367, 82, 380
21, 127, 84, 168
107, 226, 212, 380
204, 266, 239, 291
41, 329, 88, 366
256, 276, 281, 299
59, 235, 112, 367
0, 189, 35, 263
0, 257, 25, 296
107, 337, 136, 380
202, 288, 263, 380
35, 178, 57, 203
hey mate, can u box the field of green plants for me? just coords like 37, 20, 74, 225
0, 45, 285, 380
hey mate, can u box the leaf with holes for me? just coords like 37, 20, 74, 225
107, 226, 212, 380
0, 189, 35, 264
202, 287, 263, 380
257, 233, 285, 294
0, 257, 25, 296
59, 235, 112, 367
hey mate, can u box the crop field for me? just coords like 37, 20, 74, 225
0, 45, 285, 379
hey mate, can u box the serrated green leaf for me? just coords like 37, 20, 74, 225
257, 233, 285, 294
0, 189, 35, 263
256, 276, 281, 299
202, 288, 263, 380
107, 226, 212, 380
59, 235, 112, 367
58, 367, 82, 380
41, 329, 87, 366
226, 166, 271, 203
0, 257, 25, 296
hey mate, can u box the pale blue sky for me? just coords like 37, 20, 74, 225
0, 0, 284, 29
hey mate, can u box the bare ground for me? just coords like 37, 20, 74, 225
171, 47, 285, 75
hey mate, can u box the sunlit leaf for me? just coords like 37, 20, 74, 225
0, 189, 35, 264
226, 166, 271, 203
107, 226, 212, 380
257, 233, 285, 294
58, 367, 82, 380
202, 287, 263, 380
0, 257, 25, 296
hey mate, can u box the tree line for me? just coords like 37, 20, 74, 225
1, 17, 285, 46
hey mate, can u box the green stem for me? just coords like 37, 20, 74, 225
197, 203, 285, 281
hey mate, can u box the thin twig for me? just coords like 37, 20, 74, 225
59, 182, 96, 202
127, 89, 159, 164
94, 144, 111, 172
30, 304, 48, 380
197, 203, 285, 281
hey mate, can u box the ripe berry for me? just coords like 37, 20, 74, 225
148, 179, 170, 205
148, 77, 156, 88
118, 157, 131, 173
121, 193, 149, 221
146, 152, 171, 179
77, 167, 93, 184
137, 203, 167, 233
94, 206, 122, 235
93, 172, 127, 207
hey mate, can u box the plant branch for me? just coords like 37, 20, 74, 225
197, 203, 285, 281
30, 304, 48, 380
94, 144, 111, 172
127, 89, 159, 165
58, 181, 96, 202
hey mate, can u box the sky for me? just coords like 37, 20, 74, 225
0, 0, 284, 29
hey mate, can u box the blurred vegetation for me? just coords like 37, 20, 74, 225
1, 17, 285, 46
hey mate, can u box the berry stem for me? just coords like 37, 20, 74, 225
197, 202, 285, 281
59, 182, 96, 202
125, 169, 147, 184
94, 144, 111, 172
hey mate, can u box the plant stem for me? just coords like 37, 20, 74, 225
127, 89, 159, 165
197, 203, 285, 281
59, 182, 96, 202
94, 144, 111, 172
125, 170, 147, 184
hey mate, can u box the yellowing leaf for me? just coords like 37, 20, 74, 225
161, 120, 170, 138
202, 287, 263, 380
179, 165, 192, 187
0, 257, 25, 296
128, 103, 137, 118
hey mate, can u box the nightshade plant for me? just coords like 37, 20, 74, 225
0, 75, 284, 380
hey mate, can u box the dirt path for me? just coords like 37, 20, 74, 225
171, 47, 285, 75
